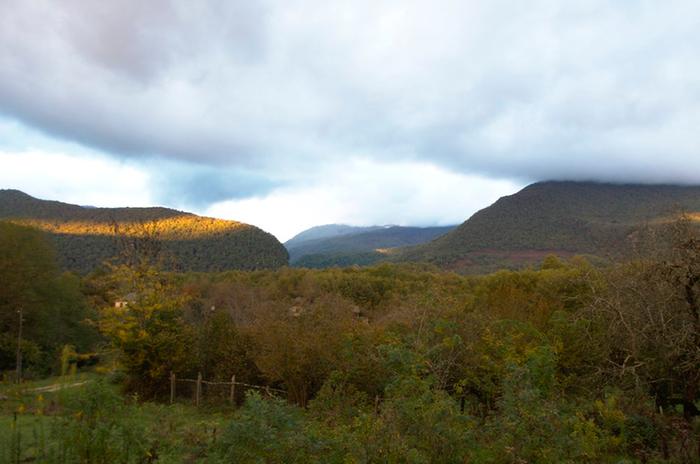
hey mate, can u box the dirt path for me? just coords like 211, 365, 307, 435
28, 381, 88, 393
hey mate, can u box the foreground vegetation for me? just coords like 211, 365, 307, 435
1, 219, 700, 462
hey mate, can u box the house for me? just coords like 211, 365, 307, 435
114, 292, 137, 308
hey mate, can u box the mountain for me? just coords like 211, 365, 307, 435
0, 189, 288, 273
286, 224, 456, 268
395, 181, 700, 273
285, 224, 384, 248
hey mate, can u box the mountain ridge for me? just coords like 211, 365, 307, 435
286, 224, 456, 268
394, 181, 700, 273
0, 189, 289, 273
285, 224, 386, 248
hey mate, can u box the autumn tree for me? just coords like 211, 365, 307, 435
98, 224, 193, 397
248, 293, 361, 406
592, 217, 700, 417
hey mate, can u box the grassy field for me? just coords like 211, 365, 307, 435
0, 374, 234, 463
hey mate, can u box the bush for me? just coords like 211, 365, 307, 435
212, 391, 332, 463
47, 380, 151, 463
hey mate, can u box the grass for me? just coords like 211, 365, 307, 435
0, 373, 236, 463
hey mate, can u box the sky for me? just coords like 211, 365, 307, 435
1, 0, 699, 241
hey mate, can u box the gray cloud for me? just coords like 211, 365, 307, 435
147, 159, 281, 207
1, 0, 700, 205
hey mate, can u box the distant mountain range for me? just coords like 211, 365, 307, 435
5, 181, 699, 275
394, 181, 700, 273
285, 224, 386, 249
285, 224, 456, 268
0, 190, 288, 273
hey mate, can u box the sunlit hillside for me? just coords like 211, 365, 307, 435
0, 189, 288, 272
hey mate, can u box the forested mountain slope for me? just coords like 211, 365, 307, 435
395, 181, 700, 273
0, 189, 288, 272
286, 224, 456, 267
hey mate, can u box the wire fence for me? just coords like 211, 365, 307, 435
170, 372, 286, 407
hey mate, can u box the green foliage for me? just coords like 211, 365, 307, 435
0, 377, 232, 463
381, 375, 474, 462
193, 309, 260, 391
97, 263, 194, 397
308, 371, 370, 425
478, 361, 616, 463
50, 380, 150, 463
0, 221, 98, 376
211, 391, 332, 463
293, 251, 385, 268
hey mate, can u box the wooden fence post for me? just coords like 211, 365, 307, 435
229, 375, 236, 405
170, 372, 176, 404
16, 308, 23, 385
196, 372, 202, 407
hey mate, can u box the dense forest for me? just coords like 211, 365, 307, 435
0, 222, 98, 377
396, 182, 700, 273
1, 215, 699, 462
0, 190, 288, 273
293, 250, 390, 268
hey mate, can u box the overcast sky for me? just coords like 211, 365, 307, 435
1, 1, 699, 241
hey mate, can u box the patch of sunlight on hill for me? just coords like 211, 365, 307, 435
7, 216, 248, 240
375, 248, 400, 255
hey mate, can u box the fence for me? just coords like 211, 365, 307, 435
169, 372, 286, 407
169, 373, 469, 413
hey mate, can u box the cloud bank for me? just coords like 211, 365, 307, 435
1, 0, 699, 237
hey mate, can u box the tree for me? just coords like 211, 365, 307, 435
97, 259, 194, 397
592, 217, 700, 417
0, 222, 56, 331
248, 293, 360, 406
0, 222, 95, 376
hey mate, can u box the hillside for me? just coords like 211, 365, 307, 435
286, 224, 456, 268
0, 189, 288, 272
395, 181, 700, 273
